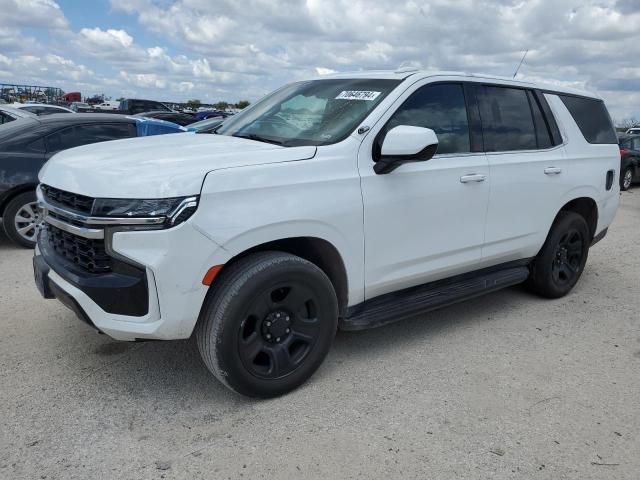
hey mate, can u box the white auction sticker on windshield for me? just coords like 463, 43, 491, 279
335, 90, 381, 101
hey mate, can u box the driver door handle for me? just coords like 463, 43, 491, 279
544, 167, 562, 175
460, 173, 487, 183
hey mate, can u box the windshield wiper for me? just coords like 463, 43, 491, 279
232, 133, 285, 146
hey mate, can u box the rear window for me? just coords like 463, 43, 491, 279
559, 95, 617, 144
477, 86, 537, 151
46, 123, 137, 153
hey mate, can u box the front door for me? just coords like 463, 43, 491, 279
358, 82, 490, 300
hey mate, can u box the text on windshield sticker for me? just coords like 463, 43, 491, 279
335, 91, 381, 101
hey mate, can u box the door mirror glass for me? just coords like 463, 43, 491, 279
375, 125, 439, 174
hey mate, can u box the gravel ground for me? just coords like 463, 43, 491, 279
1, 192, 639, 480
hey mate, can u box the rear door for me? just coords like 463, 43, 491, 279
477, 84, 567, 264
0, 128, 47, 198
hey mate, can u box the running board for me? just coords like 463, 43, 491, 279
341, 266, 530, 331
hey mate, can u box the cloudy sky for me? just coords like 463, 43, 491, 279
0, 0, 638, 121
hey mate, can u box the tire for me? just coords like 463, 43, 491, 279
621, 166, 633, 191
2, 191, 39, 248
196, 251, 338, 398
527, 211, 590, 299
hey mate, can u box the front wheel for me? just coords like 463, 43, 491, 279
527, 211, 590, 298
2, 191, 40, 248
196, 251, 338, 398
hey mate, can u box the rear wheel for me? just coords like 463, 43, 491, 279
621, 166, 633, 191
3, 191, 39, 248
527, 211, 590, 298
196, 251, 338, 398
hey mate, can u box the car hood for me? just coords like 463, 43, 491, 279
38, 133, 317, 198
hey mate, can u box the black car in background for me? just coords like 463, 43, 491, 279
0, 114, 185, 247
119, 98, 172, 115
134, 110, 196, 126
618, 134, 640, 191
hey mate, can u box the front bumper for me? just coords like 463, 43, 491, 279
34, 222, 230, 341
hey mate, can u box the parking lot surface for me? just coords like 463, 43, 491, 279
1, 192, 639, 480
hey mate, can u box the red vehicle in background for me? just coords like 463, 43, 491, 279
62, 92, 81, 103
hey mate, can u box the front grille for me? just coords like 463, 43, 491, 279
46, 224, 111, 273
41, 185, 94, 214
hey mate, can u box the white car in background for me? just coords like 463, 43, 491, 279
12, 103, 74, 116
94, 101, 120, 111
34, 70, 620, 398
625, 127, 640, 135
0, 105, 37, 124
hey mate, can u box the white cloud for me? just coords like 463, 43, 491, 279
0, 53, 94, 85
0, 0, 68, 29
315, 67, 337, 76
78, 28, 134, 50
119, 71, 167, 89
1, 0, 639, 117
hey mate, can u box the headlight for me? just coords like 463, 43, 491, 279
92, 196, 199, 226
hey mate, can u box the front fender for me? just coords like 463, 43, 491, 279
192, 158, 365, 305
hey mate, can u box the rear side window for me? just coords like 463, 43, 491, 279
0, 112, 14, 124
42, 107, 70, 115
477, 86, 537, 151
21, 106, 41, 115
148, 101, 170, 112
559, 95, 617, 144
527, 91, 553, 149
384, 83, 471, 154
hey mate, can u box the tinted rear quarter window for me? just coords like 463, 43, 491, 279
477, 86, 537, 151
559, 95, 617, 144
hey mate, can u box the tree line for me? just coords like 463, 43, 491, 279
186, 99, 250, 111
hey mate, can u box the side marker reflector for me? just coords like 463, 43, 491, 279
202, 265, 224, 286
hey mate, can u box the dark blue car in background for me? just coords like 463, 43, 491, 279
0, 114, 187, 247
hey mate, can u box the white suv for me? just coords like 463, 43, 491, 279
33, 71, 620, 397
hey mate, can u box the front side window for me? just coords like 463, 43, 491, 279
383, 83, 471, 154
216, 79, 400, 146
477, 86, 537, 151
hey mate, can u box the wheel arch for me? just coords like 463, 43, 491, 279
556, 196, 598, 241
215, 236, 350, 317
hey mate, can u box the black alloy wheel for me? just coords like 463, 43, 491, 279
238, 283, 323, 380
527, 211, 590, 298
551, 228, 584, 287
197, 251, 338, 397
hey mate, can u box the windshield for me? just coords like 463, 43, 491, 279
217, 79, 400, 146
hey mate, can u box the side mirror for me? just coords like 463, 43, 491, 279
374, 125, 439, 174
